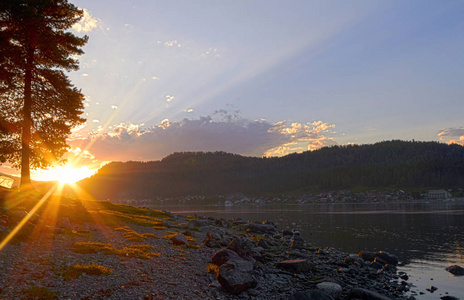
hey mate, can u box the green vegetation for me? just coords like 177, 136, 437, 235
63, 263, 112, 280
20, 286, 58, 300
114, 226, 157, 242
206, 263, 218, 274
71, 241, 160, 259
76, 140, 464, 199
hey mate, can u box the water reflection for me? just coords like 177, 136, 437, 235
156, 202, 464, 264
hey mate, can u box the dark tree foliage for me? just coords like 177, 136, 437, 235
0, 0, 87, 188
76, 141, 464, 200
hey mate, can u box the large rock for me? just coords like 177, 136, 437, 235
216, 262, 257, 294
291, 234, 306, 249
276, 259, 314, 273
358, 251, 398, 265
227, 237, 255, 258
348, 288, 393, 300
289, 290, 335, 300
192, 219, 211, 227
446, 265, 464, 276
317, 282, 342, 299
212, 249, 242, 266
247, 223, 277, 234
170, 234, 188, 245
344, 254, 365, 266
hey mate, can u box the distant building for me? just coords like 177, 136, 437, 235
428, 190, 452, 200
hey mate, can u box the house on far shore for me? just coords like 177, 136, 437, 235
427, 189, 452, 200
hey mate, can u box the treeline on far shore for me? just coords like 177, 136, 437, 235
71, 140, 464, 201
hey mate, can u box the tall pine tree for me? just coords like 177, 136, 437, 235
0, 0, 87, 188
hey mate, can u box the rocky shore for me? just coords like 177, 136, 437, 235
0, 199, 416, 299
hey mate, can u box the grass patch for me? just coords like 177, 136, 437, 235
63, 263, 112, 280
249, 234, 265, 242
162, 231, 196, 242
21, 286, 58, 300
206, 264, 218, 274
153, 225, 165, 230
72, 241, 160, 260
86, 201, 166, 218
114, 226, 158, 242
181, 243, 200, 249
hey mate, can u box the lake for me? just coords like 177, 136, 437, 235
150, 201, 464, 299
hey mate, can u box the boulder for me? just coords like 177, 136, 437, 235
289, 290, 335, 300
317, 282, 342, 299
212, 249, 242, 266
348, 288, 393, 300
247, 223, 276, 234
446, 265, 464, 276
216, 262, 257, 294
358, 250, 398, 265
227, 237, 254, 258
358, 250, 376, 262
344, 254, 365, 266
291, 235, 306, 249
170, 234, 188, 245
375, 251, 398, 265
276, 259, 314, 273
192, 219, 211, 227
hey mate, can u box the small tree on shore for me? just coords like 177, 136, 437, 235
0, 0, 87, 189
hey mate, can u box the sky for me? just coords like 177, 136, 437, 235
2, 0, 464, 181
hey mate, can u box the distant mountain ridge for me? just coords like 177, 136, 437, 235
76, 140, 464, 200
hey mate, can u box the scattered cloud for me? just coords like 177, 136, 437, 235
69, 115, 337, 163
164, 40, 182, 47
111, 105, 118, 110
151, 77, 159, 80
438, 127, 464, 146
92, 119, 99, 123
166, 95, 174, 102
186, 109, 194, 113
201, 48, 221, 59
72, 8, 99, 33
81, 73, 89, 77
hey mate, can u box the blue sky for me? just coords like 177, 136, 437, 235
8, 0, 464, 179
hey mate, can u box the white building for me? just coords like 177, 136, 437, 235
428, 190, 452, 200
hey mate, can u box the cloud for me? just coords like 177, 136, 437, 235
438, 127, 464, 138
164, 40, 182, 47
111, 105, 118, 110
438, 127, 464, 146
166, 95, 174, 102
72, 8, 99, 33
69, 115, 337, 163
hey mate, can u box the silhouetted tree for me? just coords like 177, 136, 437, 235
0, 0, 87, 188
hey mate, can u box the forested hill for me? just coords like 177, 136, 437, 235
76, 140, 464, 200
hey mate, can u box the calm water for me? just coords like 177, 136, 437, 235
151, 201, 464, 299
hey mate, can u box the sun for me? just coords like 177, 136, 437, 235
33, 164, 95, 184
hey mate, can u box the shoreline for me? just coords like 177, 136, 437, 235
0, 198, 416, 299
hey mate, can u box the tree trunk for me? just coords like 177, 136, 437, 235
20, 47, 33, 189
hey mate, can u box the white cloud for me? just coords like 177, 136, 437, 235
69, 115, 337, 162
164, 40, 182, 47
72, 8, 99, 33
166, 95, 174, 102
111, 105, 118, 110
151, 77, 159, 80
81, 73, 89, 77
186, 109, 194, 113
